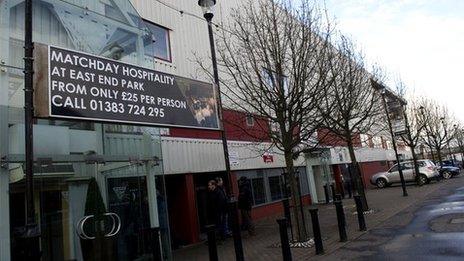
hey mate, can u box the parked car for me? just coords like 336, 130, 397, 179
438, 166, 460, 179
370, 160, 440, 188
442, 160, 461, 168
435, 160, 461, 179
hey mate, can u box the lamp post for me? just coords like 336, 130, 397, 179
23, 0, 41, 259
401, 103, 422, 186
380, 89, 408, 196
197, 1, 244, 260
451, 124, 458, 165
440, 117, 449, 166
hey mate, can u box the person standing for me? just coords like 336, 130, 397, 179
215, 177, 231, 237
207, 180, 228, 240
238, 176, 255, 236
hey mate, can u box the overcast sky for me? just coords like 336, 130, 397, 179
323, 0, 464, 121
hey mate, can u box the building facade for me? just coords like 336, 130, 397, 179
0, 0, 412, 260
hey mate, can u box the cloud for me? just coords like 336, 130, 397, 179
325, 0, 464, 121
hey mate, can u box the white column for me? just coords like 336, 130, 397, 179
305, 156, 318, 204
0, 0, 11, 259
143, 133, 160, 228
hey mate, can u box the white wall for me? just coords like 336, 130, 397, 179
161, 137, 305, 174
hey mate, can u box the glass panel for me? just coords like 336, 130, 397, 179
297, 167, 310, 196
268, 176, 282, 201
251, 178, 266, 205
402, 162, 414, 170
1, 1, 169, 260
144, 22, 171, 61
9, 161, 161, 260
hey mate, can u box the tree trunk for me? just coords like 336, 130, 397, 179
437, 148, 443, 167
346, 139, 369, 211
284, 150, 307, 241
429, 147, 435, 161
409, 144, 421, 185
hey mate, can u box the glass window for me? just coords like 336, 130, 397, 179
402, 162, 414, 170
144, 21, 172, 61
268, 176, 283, 201
251, 178, 266, 205
297, 168, 310, 196
37, 119, 95, 131
246, 114, 255, 127
389, 165, 398, 172
262, 68, 289, 95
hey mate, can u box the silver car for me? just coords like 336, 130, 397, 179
370, 160, 440, 188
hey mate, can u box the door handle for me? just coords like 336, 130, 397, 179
76, 212, 121, 239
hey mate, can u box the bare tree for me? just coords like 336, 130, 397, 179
394, 81, 427, 185
318, 35, 384, 211
453, 124, 464, 167
197, 0, 334, 241
418, 99, 456, 167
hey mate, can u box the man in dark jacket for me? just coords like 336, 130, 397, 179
238, 176, 255, 236
208, 180, 228, 240
215, 177, 232, 237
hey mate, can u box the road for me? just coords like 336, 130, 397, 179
325, 174, 464, 261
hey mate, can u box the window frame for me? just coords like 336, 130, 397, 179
389, 165, 399, 172
268, 176, 283, 201
246, 114, 255, 127
143, 19, 172, 63
250, 177, 266, 206
262, 68, 289, 95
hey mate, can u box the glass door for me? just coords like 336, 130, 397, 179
9, 159, 163, 261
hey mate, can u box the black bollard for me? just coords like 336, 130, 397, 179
228, 200, 245, 261
330, 183, 337, 202
309, 208, 324, 255
335, 193, 342, 201
151, 227, 162, 261
323, 184, 330, 204
354, 195, 367, 231
346, 180, 352, 198
206, 225, 219, 261
334, 200, 347, 242
282, 198, 292, 228
340, 182, 346, 199
277, 218, 292, 261
282, 198, 294, 240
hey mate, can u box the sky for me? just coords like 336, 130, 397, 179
322, 0, 464, 121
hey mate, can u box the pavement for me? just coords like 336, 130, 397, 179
172, 175, 464, 261
324, 174, 464, 261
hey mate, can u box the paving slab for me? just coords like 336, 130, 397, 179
173, 176, 462, 261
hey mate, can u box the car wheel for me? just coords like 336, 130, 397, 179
442, 171, 452, 180
418, 174, 428, 185
376, 178, 387, 189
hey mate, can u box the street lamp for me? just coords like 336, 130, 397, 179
198, 0, 216, 18
380, 88, 408, 196
198, 1, 244, 260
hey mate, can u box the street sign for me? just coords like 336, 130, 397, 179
34, 44, 220, 130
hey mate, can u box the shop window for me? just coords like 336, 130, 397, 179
262, 68, 289, 95
268, 176, 283, 201
297, 168, 310, 196
246, 114, 255, 127
36, 119, 95, 131
251, 178, 266, 205
143, 21, 172, 62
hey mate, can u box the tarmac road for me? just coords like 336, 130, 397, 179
325, 174, 464, 261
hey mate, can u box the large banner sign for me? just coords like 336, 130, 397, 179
34, 45, 219, 129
